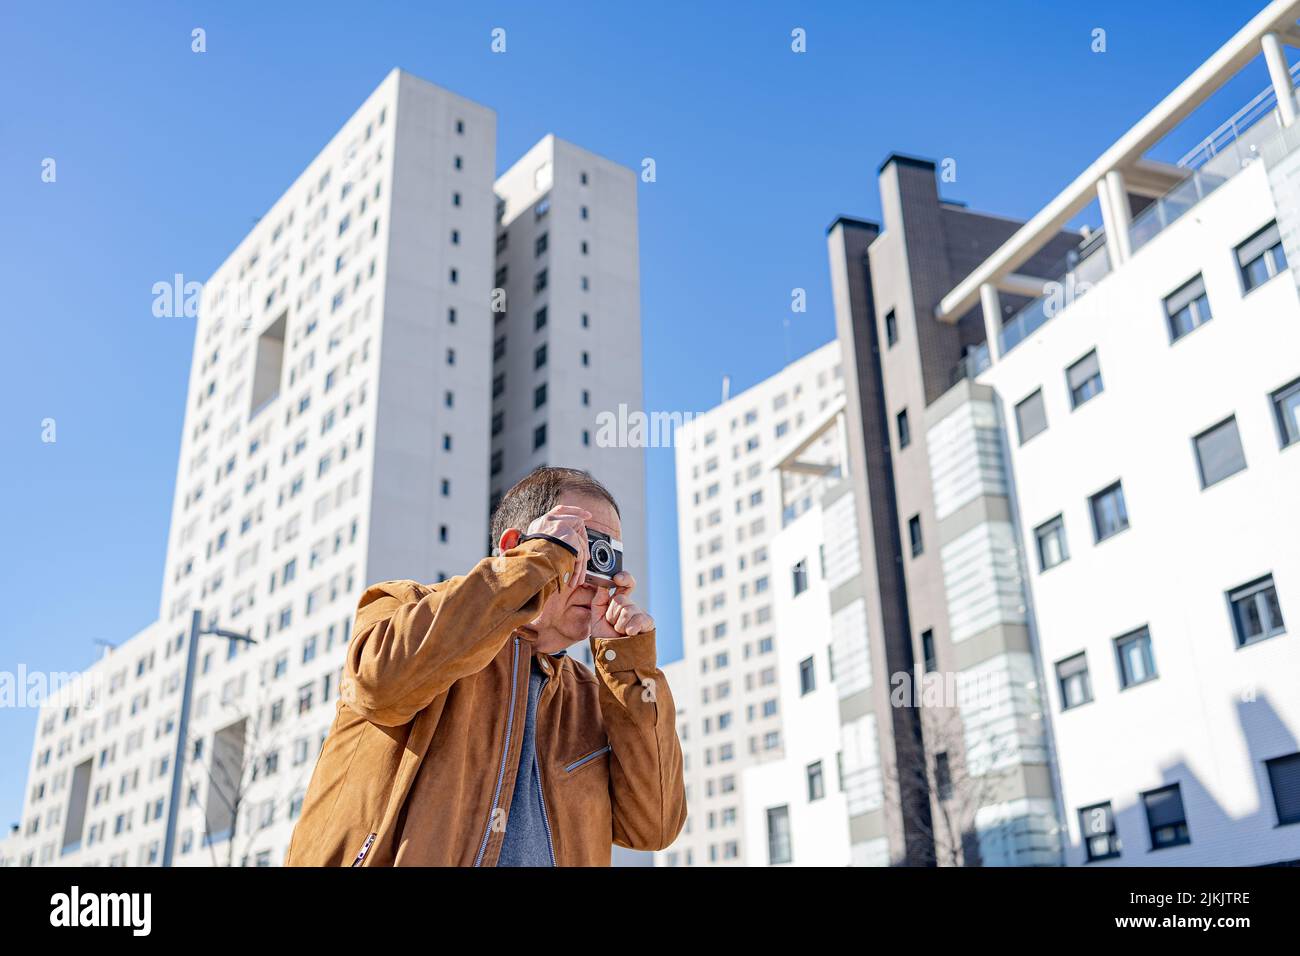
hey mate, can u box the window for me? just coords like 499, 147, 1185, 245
533, 383, 547, 409
1066, 350, 1103, 409
1228, 574, 1286, 647
1115, 626, 1157, 689
533, 424, 546, 450
1193, 416, 1246, 488
896, 408, 910, 449
534, 233, 548, 257
534, 344, 547, 369
1163, 274, 1212, 341
884, 309, 897, 347
1056, 653, 1092, 710
534, 307, 548, 331
492, 374, 505, 398
1142, 784, 1190, 850
1089, 481, 1129, 542
1079, 802, 1120, 861
934, 752, 953, 801
1272, 377, 1300, 448
766, 806, 792, 864
1237, 220, 1287, 292
1034, 515, 1069, 571
806, 762, 825, 802
791, 559, 808, 597
1015, 389, 1048, 444
920, 629, 936, 673
1265, 752, 1300, 825
533, 269, 548, 293
907, 514, 923, 556
798, 657, 815, 696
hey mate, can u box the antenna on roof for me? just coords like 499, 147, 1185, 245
721, 375, 731, 403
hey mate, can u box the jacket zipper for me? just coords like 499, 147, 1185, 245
473, 637, 524, 866
564, 745, 611, 773
351, 831, 376, 867
535, 674, 557, 867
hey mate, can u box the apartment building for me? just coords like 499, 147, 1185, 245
740, 397, 860, 866
490, 134, 649, 669
7, 69, 650, 868
657, 342, 845, 866
822, 0, 1300, 866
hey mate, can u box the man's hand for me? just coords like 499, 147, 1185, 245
590, 571, 654, 639
526, 505, 591, 589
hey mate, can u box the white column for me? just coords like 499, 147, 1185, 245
1096, 179, 1122, 270
1263, 32, 1296, 128
980, 282, 1002, 363
1104, 170, 1133, 263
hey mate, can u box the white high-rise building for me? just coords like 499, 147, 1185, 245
490, 134, 649, 661
657, 342, 844, 866
6, 69, 648, 868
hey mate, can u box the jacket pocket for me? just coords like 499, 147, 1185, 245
351, 831, 377, 867
564, 745, 611, 774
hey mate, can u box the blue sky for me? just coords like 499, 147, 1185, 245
0, 0, 1279, 827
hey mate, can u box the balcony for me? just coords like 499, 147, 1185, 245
997, 234, 1113, 356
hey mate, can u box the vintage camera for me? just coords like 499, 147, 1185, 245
585, 528, 624, 584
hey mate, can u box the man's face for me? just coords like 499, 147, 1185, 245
525, 492, 622, 650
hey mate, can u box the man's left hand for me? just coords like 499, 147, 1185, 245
590, 571, 654, 638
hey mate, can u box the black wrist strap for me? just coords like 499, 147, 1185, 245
519, 532, 579, 558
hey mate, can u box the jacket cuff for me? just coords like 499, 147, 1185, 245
591, 629, 658, 675
519, 532, 579, 558
510, 535, 578, 576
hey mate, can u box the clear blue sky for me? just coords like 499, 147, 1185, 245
0, 0, 1278, 828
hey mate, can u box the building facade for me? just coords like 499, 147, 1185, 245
7, 69, 649, 868
820, 0, 1300, 866
658, 342, 846, 866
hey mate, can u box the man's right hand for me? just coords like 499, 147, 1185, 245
526, 505, 591, 589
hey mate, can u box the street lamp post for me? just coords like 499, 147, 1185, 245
162, 609, 256, 868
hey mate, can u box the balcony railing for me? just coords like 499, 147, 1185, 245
1177, 59, 1300, 169
997, 238, 1112, 356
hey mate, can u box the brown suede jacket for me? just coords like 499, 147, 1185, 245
284, 536, 687, 866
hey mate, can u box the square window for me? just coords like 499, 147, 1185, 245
1265, 752, 1300, 825
1163, 274, 1212, 341
1270, 376, 1300, 448
1227, 574, 1286, 647
1114, 626, 1157, 689
1015, 389, 1048, 444
1142, 784, 1190, 850
1055, 653, 1092, 710
1067, 350, 1103, 409
1079, 801, 1121, 861
1089, 481, 1129, 542
533, 424, 547, 450
1193, 416, 1246, 488
1035, 514, 1069, 571
1236, 220, 1287, 292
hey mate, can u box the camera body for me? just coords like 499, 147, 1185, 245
585, 528, 624, 584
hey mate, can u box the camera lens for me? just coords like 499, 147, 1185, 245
590, 539, 614, 573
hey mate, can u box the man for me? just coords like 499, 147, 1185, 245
285, 466, 686, 866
